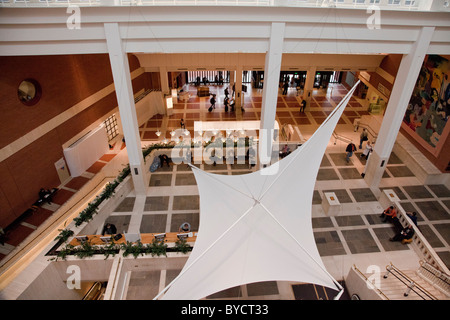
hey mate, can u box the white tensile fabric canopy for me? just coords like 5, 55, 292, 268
156, 82, 359, 300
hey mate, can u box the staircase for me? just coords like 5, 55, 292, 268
379, 263, 449, 300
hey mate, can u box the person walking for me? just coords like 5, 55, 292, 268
209, 94, 216, 112
360, 141, 373, 160
359, 128, 368, 149
345, 142, 357, 163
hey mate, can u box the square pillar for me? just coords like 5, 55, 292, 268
259, 22, 285, 167
234, 67, 243, 111
104, 23, 148, 195
364, 26, 435, 190
303, 67, 317, 111
160, 66, 170, 96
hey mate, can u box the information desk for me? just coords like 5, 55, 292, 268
197, 86, 210, 97
69, 232, 197, 247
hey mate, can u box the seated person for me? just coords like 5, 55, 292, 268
38, 188, 52, 204
102, 223, 117, 235
159, 154, 171, 167
390, 224, 414, 242
280, 144, 291, 158
380, 205, 397, 223
150, 156, 161, 172
0, 227, 5, 246
179, 222, 191, 233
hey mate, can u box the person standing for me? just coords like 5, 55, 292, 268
224, 96, 229, 112
283, 81, 289, 95
180, 118, 185, 129
359, 128, 368, 149
230, 98, 235, 112
406, 211, 418, 226
345, 142, 357, 163
360, 141, 373, 160
300, 98, 307, 113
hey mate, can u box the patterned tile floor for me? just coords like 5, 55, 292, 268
125, 82, 449, 300
2, 83, 449, 300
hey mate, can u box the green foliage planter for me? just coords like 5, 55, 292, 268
120, 239, 170, 259
54, 228, 74, 243
174, 238, 191, 254
147, 238, 169, 257
121, 241, 146, 259
53, 240, 121, 261
52, 239, 191, 261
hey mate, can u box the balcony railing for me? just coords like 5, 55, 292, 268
1, 0, 448, 12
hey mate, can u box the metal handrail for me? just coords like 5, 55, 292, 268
417, 260, 450, 297
134, 88, 160, 103
352, 265, 389, 300
332, 131, 352, 145
384, 262, 438, 300
419, 260, 450, 286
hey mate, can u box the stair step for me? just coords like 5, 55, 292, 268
364, 270, 448, 300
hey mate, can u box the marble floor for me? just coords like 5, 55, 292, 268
111, 152, 450, 299
2, 82, 449, 300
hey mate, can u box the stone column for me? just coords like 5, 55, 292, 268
104, 22, 148, 195
364, 26, 435, 192
259, 22, 285, 167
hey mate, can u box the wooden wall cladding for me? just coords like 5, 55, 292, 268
0, 53, 150, 228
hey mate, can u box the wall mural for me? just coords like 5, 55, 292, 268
403, 55, 450, 148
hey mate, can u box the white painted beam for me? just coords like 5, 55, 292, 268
104, 22, 148, 195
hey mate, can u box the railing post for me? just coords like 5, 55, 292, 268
384, 265, 392, 279
404, 281, 415, 297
